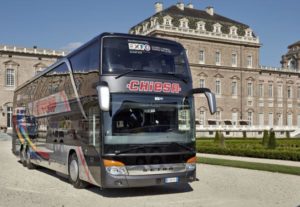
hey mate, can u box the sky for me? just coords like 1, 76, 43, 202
0, 0, 299, 67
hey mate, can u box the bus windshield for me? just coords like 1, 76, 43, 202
102, 37, 189, 77
103, 94, 194, 145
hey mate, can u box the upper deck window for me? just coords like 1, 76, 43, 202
102, 37, 190, 79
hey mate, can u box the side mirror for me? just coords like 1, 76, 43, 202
190, 88, 217, 114
96, 83, 110, 111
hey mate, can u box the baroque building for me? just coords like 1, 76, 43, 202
0, 45, 64, 130
281, 41, 300, 71
130, 2, 300, 137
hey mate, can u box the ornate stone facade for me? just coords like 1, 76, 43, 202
281, 41, 300, 71
130, 3, 300, 137
0, 45, 64, 129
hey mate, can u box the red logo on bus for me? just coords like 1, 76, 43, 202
126, 80, 182, 94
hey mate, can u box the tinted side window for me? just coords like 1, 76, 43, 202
70, 41, 100, 73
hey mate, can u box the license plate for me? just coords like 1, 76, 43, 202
165, 177, 179, 183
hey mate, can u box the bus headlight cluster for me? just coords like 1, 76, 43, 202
185, 163, 196, 171
103, 159, 128, 176
186, 156, 196, 171
105, 166, 128, 176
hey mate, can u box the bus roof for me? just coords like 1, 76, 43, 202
15, 32, 184, 92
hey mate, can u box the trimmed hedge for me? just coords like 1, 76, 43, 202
197, 146, 300, 161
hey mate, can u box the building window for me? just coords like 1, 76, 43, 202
247, 82, 253, 97
213, 23, 222, 33
199, 50, 205, 64
268, 84, 273, 98
247, 55, 253, 68
163, 16, 173, 26
215, 51, 221, 65
232, 112, 238, 125
278, 85, 283, 98
258, 113, 264, 126
248, 112, 253, 126
6, 68, 15, 87
232, 81, 237, 96
232, 53, 237, 67
245, 28, 253, 37
230, 26, 237, 36
200, 79, 205, 88
297, 86, 300, 99
199, 110, 206, 125
197, 21, 206, 31
268, 113, 273, 127
287, 114, 293, 127
287, 86, 292, 99
258, 83, 264, 97
216, 80, 221, 95
180, 19, 189, 28
277, 113, 283, 126
215, 111, 221, 120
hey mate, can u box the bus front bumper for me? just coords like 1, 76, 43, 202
102, 170, 196, 188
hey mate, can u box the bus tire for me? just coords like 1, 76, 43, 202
68, 153, 87, 189
26, 148, 36, 170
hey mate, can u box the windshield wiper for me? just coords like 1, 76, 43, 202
163, 73, 188, 84
114, 146, 147, 155
115, 69, 153, 79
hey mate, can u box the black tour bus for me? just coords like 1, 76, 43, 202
12, 33, 216, 188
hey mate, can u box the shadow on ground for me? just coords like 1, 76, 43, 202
17, 160, 193, 198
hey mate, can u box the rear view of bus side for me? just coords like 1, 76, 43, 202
12, 33, 216, 189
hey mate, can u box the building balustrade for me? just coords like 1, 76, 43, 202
0, 45, 65, 56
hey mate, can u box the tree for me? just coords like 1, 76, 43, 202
243, 131, 247, 138
214, 131, 220, 144
286, 131, 290, 139
220, 132, 226, 148
262, 130, 269, 147
214, 131, 225, 148
268, 129, 276, 149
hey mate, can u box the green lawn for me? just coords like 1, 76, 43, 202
197, 157, 300, 176
196, 138, 300, 161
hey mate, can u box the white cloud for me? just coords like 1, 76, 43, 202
60, 42, 83, 52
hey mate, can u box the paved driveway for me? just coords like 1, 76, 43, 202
0, 137, 300, 207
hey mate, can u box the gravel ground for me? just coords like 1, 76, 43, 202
0, 137, 300, 207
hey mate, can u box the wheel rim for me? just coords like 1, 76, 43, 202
70, 160, 79, 182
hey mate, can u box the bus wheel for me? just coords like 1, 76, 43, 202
21, 147, 27, 167
68, 153, 87, 189
26, 149, 36, 170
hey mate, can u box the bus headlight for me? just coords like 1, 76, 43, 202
103, 159, 128, 176
185, 163, 196, 171
106, 166, 128, 176
186, 156, 196, 171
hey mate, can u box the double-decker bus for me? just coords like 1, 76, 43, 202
12, 33, 216, 189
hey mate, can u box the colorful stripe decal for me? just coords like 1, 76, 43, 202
76, 147, 98, 185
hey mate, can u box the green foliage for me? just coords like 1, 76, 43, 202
268, 130, 276, 149
262, 130, 269, 147
198, 157, 300, 176
214, 131, 220, 143
220, 132, 226, 148
196, 138, 300, 161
